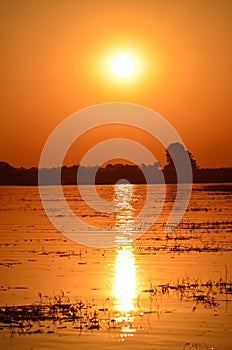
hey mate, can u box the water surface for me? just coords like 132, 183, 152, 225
0, 184, 231, 349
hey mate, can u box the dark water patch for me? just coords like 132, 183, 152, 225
197, 184, 232, 192
187, 207, 209, 212
183, 342, 214, 350
0, 261, 22, 267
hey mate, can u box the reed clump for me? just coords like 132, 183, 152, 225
0, 274, 231, 335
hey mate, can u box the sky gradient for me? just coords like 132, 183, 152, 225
1, 0, 232, 168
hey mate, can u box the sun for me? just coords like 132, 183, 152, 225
111, 53, 135, 78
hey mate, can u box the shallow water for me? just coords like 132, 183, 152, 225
0, 184, 232, 349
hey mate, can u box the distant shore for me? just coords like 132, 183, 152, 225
0, 161, 231, 185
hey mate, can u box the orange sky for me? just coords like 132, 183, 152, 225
1, 0, 232, 168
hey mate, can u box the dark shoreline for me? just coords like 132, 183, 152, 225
0, 163, 232, 186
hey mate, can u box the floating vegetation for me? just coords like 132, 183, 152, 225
142, 276, 232, 312
0, 275, 231, 336
183, 343, 216, 350
0, 289, 138, 335
0, 291, 101, 335
134, 217, 232, 255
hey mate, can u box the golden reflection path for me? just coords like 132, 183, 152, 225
114, 184, 137, 316
115, 246, 136, 313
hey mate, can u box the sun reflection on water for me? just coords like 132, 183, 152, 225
114, 183, 136, 245
114, 184, 137, 315
114, 246, 136, 313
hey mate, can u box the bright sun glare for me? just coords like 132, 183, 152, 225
112, 53, 135, 77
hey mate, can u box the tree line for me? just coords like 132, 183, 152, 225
0, 143, 231, 185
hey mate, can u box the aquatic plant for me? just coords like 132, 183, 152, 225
0, 275, 231, 336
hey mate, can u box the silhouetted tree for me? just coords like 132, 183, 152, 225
163, 143, 198, 182
0, 161, 13, 169
164, 143, 198, 171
